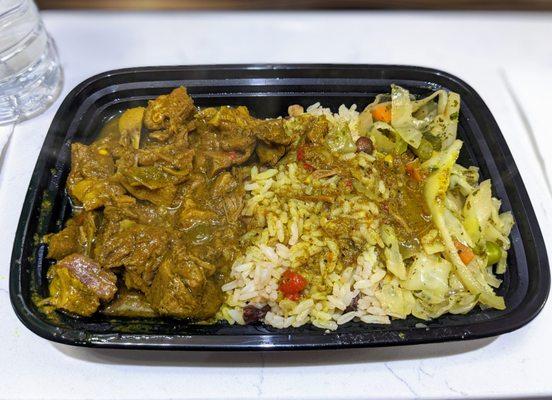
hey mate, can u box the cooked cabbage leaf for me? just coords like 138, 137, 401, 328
391, 84, 423, 149
381, 225, 407, 280
376, 280, 414, 319
427, 92, 460, 150
368, 121, 408, 154
402, 253, 452, 304
462, 179, 493, 246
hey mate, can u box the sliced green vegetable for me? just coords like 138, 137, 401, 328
486, 242, 502, 266
412, 138, 434, 161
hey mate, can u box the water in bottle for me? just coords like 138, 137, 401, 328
0, 0, 62, 125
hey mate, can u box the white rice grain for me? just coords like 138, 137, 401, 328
360, 315, 391, 325
337, 311, 358, 325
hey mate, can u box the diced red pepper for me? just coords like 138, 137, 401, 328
297, 145, 316, 171
297, 146, 305, 162
278, 269, 308, 300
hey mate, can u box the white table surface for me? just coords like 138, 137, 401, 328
1, 10, 551, 400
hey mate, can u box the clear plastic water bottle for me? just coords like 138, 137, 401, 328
0, 0, 62, 125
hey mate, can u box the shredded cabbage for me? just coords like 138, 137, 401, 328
318, 85, 513, 322
363, 86, 462, 155
422, 140, 505, 310
362, 86, 514, 320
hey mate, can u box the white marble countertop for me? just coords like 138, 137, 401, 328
1, 10, 551, 400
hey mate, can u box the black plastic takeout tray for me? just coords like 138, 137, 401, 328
10, 64, 550, 350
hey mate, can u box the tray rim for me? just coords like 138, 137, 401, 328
10, 63, 550, 350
